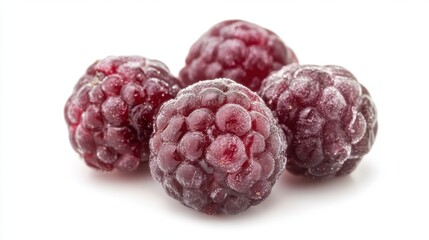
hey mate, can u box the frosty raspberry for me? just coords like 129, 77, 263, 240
65, 56, 181, 172
150, 79, 287, 214
179, 20, 298, 91
259, 64, 377, 178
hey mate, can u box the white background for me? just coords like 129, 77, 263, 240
1, 0, 429, 239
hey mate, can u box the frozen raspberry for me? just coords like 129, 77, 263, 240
259, 64, 377, 179
179, 20, 298, 91
64, 56, 181, 172
150, 79, 287, 214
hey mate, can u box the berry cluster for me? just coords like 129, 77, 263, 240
64, 19, 377, 215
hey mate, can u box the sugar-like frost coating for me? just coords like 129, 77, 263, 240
259, 64, 377, 179
150, 79, 287, 214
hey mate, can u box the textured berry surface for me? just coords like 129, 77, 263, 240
150, 79, 287, 214
259, 64, 377, 179
65, 56, 181, 172
179, 20, 298, 91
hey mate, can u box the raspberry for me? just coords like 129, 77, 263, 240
259, 64, 377, 179
179, 20, 298, 91
150, 79, 287, 214
64, 56, 181, 172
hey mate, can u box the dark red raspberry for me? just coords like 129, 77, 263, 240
150, 79, 287, 214
65, 56, 181, 172
179, 20, 298, 91
259, 64, 377, 179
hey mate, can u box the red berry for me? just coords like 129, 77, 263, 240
150, 79, 287, 214
259, 64, 377, 179
179, 20, 298, 91
65, 56, 181, 172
